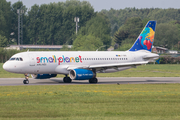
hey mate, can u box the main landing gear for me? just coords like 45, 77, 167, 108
63, 75, 98, 84
63, 75, 72, 83
89, 78, 98, 84
23, 74, 29, 84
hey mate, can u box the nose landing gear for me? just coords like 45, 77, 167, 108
23, 74, 29, 84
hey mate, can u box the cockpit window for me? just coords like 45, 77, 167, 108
16, 58, 19, 61
10, 58, 15, 61
20, 58, 23, 61
9, 57, 23, 61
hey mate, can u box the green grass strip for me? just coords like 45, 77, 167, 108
0, 84, 180, 119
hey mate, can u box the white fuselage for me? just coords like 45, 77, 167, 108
3, 51, 158, 75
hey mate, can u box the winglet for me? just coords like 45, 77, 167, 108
129, 21, 157, 52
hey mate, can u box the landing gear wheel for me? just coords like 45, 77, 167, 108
23, 74, 29, 84
89, 78, 98, 84
23, 80, 29, 84
63, 77, 72, 83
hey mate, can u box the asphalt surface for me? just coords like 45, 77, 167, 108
0, 77, 180, 86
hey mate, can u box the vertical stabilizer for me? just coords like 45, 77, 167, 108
129, 21, 156, 52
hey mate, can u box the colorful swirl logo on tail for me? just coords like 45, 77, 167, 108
139, 27, 155, 50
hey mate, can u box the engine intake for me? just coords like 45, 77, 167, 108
69, 69, 96, 80
31, 74, 57, 79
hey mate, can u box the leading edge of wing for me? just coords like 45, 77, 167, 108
67, 61, 148, 70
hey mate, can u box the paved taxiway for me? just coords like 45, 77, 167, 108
0, 77, 180, 86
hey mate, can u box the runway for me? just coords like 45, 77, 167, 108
0, 77, 180, 86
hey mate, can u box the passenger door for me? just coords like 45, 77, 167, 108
28, 53, 35, 66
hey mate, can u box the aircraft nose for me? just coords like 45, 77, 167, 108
3, 62, 9, 71
3, 61, 22, 73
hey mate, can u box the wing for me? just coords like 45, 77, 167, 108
67, 61, 148, 72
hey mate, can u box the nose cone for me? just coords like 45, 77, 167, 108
3, 62, 9, 71
3, 61, 22, 73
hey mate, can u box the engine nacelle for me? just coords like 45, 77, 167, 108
31, 74, 57, 79
69, 69, 96, 80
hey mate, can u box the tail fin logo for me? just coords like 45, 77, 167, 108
140, 27, 155, 50
129, 21, 156, 52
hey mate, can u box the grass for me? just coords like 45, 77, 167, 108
0, 84, 180, 119
1, 63, 180, 78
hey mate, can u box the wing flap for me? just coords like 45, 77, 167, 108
89, 61, 148, 69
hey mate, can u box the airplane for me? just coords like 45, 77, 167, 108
3, 21, 159, 84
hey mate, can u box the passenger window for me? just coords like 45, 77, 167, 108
16, 58, 19, 61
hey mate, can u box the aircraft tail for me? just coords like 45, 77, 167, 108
129, 21, 157, 52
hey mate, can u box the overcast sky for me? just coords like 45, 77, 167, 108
7, 0, 180, 11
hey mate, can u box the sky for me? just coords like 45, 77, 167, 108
7, 0, 180, 12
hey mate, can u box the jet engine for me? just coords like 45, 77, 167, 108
69, 69, 96, 80
31, 74, 57, 79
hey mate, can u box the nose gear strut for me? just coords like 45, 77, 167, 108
23, 74, 29, 84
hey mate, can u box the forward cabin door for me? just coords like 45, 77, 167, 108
28, 53, 35, 66
28, 53, 40, 74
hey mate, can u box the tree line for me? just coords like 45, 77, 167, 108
101, 8, 180, 50
1, 0, 180, 52
0, 0, 111, 50
112, 17, 180, 50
